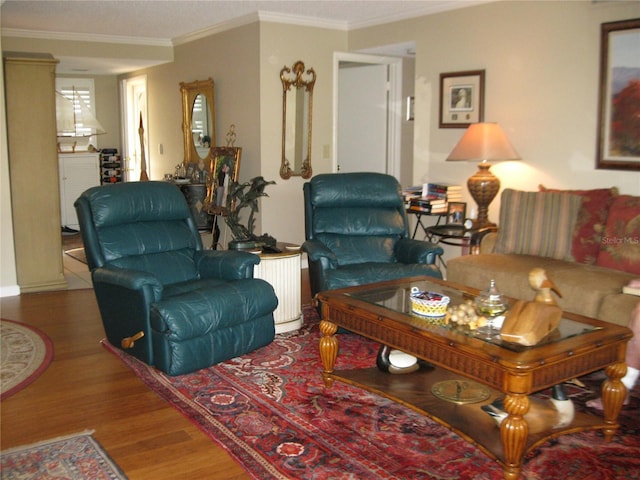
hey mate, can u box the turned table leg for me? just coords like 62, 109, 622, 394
601, 362, 627, 442
319, 320, 339, 388
500, 393, 530, 480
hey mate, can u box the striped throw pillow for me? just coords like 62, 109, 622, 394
494, 189, 583, 261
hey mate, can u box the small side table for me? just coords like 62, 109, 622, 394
253, 243, 303, 334
405, 209, 447, 239
425, 224, 497, 268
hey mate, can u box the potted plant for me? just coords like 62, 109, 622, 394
225, 176, 277, 250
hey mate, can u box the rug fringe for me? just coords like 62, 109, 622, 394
0, 430, 95, 454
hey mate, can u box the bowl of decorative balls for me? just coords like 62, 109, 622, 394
410, 287, 450, 322
445, 300, 489, 331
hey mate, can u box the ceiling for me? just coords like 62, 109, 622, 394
1, 0, 491, 74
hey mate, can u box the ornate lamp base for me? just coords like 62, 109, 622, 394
467, 161, 500, 228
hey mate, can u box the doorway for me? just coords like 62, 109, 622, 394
333, 52, 403, 178
121, 75, 148, 182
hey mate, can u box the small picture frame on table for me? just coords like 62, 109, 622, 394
447, 202, 467, 225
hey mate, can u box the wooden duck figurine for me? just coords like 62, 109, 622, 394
528, 267, 562, 305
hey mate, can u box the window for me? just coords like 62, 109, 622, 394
55, 78, 103, 141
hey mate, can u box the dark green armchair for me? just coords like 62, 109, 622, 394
302, 172, 443, 299
75, 181, 278, 376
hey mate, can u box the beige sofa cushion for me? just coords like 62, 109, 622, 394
599, 292, 640, 326
447, 253, 635, 325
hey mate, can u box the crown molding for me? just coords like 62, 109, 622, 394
172, 12, 260, 46
172, 10, 350, 46
348, 0, 494, 30
3, 1, 494, 49
1, 28, 172, 47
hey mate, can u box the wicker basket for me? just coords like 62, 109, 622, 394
410, 287, 450, 317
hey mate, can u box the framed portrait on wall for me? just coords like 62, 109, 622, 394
596, 18, 640, 171
206, 146, 242, 215
439, 70, 485, 128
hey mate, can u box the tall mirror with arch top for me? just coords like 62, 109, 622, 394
180, 78, 215, 165
280, 61, 315, 179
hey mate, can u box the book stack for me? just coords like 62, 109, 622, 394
427, 182, 463, 206
402, 186, 423, 206
407, 195, 447, 214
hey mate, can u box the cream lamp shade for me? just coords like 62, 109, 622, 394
446, 122, 520, 228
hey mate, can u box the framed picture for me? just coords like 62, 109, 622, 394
447, 202, 467, 225
596, 18, 640, 171
207, 146, 242, 215
439, 70, 485, 128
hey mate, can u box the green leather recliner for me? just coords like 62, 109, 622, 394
302, 172, 443, 299
75, 181, 278, 376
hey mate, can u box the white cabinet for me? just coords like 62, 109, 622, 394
59, 153, 100, 230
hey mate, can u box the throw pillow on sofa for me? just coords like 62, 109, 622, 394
494, 189, 582, 261
596, 195, 640, 275
539, 185, 618, 264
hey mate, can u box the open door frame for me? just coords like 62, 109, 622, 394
332, 52, 402, 178
121, 75, 148, 182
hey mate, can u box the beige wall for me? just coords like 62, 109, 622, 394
259, 22, 348, 245
349, 0, 640, 225
123, 21, 346, 245
121, 22, 262, 182
2, 0, 640, 294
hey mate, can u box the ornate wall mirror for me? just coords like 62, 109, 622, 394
280, 61, 315, 179
180, 78, 215, 165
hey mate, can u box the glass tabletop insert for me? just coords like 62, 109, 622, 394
346, 279, 599, 352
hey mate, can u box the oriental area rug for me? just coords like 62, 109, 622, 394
103, 307, 640, 480
0, 318, 54, 400
0, 431, 128, 480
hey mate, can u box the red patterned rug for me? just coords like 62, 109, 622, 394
103, 307, 640, 479
0, 430, 128, 479
1, 318, 54, 400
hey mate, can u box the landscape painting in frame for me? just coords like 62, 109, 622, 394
597, 18, 640, 170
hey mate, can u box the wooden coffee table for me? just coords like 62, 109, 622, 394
316, 276, 632, 480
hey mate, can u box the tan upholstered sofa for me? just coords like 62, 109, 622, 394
448, 188, 639, 327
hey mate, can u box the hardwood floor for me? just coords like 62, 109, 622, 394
0, 271, 312, 479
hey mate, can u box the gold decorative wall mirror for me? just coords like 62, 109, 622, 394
180, 78, 215, 165
280, 61, 315, 179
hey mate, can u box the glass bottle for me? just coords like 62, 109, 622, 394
475, 279, 507, 317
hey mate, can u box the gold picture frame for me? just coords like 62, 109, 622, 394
206, 146, 241, 216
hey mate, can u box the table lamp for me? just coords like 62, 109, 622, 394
446, 123, 520, 228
